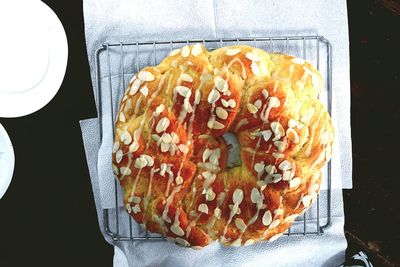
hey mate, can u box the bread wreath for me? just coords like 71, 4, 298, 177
112, 44, 334, 248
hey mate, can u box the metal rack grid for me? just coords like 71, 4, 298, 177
95, 36, 333, 242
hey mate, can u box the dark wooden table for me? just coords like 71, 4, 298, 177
344, 1, 400, 266
0, 1, 399, 266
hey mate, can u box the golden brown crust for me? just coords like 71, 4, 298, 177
112, 44, 334, 248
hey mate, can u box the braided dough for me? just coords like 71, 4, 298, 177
112, 44, 334, 248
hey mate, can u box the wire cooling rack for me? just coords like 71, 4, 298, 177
94, 36, 332, 242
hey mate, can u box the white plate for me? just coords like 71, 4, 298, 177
0, 0, 68, 117
0, 124, 15, 199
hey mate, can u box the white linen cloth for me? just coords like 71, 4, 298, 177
81, 0, 352, 266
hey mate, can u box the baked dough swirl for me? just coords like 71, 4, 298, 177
112, 44, 334, 248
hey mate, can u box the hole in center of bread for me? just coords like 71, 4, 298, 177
222, 132, 241, 168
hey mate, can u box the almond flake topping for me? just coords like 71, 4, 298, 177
251, 188, 261, 203
178, 144, 189, 154
245, 51, 261, 62
134, 156, 147, 169
262, 89, 269, 99
221, 99, 229, 107
289, 177, 301, 189
269, 97, 280, 108
269, 219, 280, 229
205, 189, 216, 201
120, 167, 131, 176
180, 73, 193, 82
235, 218, 246, 232
214, 77, 229, 92
169, 48, 181, 56
214, 207, 222, 219
247, 103, 258, 114
175, 175, 183, 185
120, 130, 132, 145
302, 195, 312, 207
156, 117, 170, 133
198, 203, 209, 214
207, 89, 220, 104
129, 79, 141, 95
138, 71, 155, 82
270, 121, 285, 137
265, 165, 277, 175
262, 210, 272, 226
274, 141, 286, 152
129, 142, 139, 153
254, 99, 262, 109
112, 142, 120, 153
278, 160, 292, 171
244, 239, 255, 246
112, 164, 119, 175
170, 225, 185, 236
140, 85, 149, 96
176, 86, 191, 98
175, 237, 191, 247
288, 119, 298, 128
215, 107, 228, 120
251, 61, 260, 76
115, 150, 123, 163
292, 57, 305, 65
207, 120, 225, 130
119, 112, 126, 122
254, 162, 265, 173
287, 128, 300, 144
233, 189, 244, 204
261, 130, 272, 142
181, 45, 190, 57
228, 99, 236, 108
226, 48, 241, 56
191, 44, 202, 56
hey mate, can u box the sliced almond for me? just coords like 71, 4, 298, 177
251, 188, 261, 204
207, 120, 224, 130
251, 61, 260, 76
198, 203, 209, 214
129, 79, 141, 95
191, 44, 202, 56
156, 117, 170, 133
278, 160, 292, 171
270, 121, 285, 137
292, 57, 305, 65
120, 166, 131, 176
289, 177, 301, 189
268, 97, 280, 108
129, 142, 139, 153
180, 73, 193, 83
247, 103, 258, 114
262, 89, 269, 99
245, 51, 260, 62
254, 99, 262, 109
181, 45, 190, 57
262, 210, 272, 226
176, 86, 191, 98
215, 107, 228, 120
138, 71, 154, 82
207, 89, 220, 104
261, 130, 272, 142
214, 77, 228, 92
139, 85, 149, 96
119, 112, 126, 122
232, 189, 244, 204
235, 218, 246, 232
169, 48, 181, 56
287, 128, 300, 144
226, 48, 241, 56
